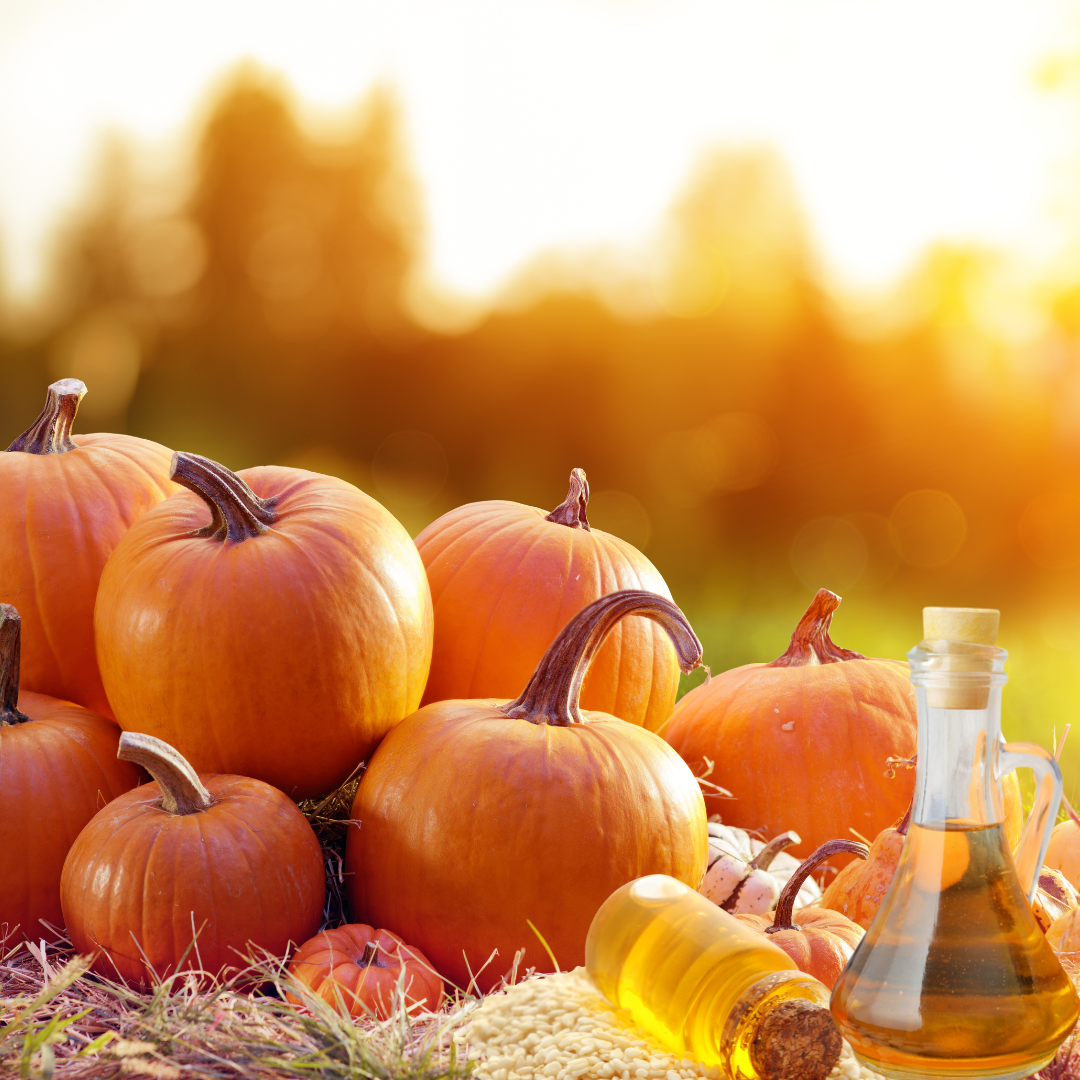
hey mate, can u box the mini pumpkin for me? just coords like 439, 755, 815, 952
60, 732, 325, 986
1, 379, 177, 715
345, 590, 708, 993
287, 925, 443, 1019
1045, 816, 1080, 894
416, 469, 680, 730
702, 826, 800, 915
1032, 868, 1079, 935
736, 839, 869, 991
0, 605, 142, 943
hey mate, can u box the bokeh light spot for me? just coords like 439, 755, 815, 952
889, 489, 966, 568
587, 489, 652, 552
790, 517, 868, 593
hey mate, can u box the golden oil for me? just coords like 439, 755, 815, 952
832, 822, 1080, 1080
586, 875, 837, 1080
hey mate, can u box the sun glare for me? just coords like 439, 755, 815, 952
0, 0, 1075, 305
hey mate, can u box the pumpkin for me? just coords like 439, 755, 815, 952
415, 468, 679, 731
702, 827, 800, 915
736, 839, 869, 991
1045, 817, 1080, 894
1, 379, 176, 716
668, 590, 916, 863
820, 803, 912, 929
94, 452, 433, 799
0, 604, 142, 943
60, 732, 325, 987
287, 924, 443, 1019
344, 590, 708, 993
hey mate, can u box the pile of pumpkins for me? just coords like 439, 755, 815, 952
3, 378, 1078, 1020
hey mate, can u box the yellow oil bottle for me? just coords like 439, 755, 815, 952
585, 875, 842, 1080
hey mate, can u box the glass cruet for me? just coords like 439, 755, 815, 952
831, 607, 1079, 1080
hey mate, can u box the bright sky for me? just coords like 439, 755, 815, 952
0, 0, 1076, 304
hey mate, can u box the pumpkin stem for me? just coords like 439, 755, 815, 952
0, 606, 30, 726
117, 732, 214, 815
501, 590, 702, 726
767, 589, 865, 668
544, 468, 591, 530
6, 379, 86, 455
767, 839, 869, 933
896, 797, 913, 837
720, 831, 801, 913
170, 452, 275, 542
361, 941, 379, 967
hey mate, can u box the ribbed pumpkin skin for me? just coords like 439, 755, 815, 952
287, 925, 444, 1018
416, 501, 678, 730
60, 773, 325, 986
820, 823, 907, 929
0, 434, 176, 716
735, 907, 864, 991
666, 659, 917, 862
345, 701, 707, 993
94, 466, 433, 799
0, 691, 142, 942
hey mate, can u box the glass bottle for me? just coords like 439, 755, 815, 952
831, 607, 1080, 1080
585, 875, 842, 1080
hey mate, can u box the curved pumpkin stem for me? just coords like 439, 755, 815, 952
6, 379, 86, 455
720, 831, 800, 913
118, 731, 214, 816
502, 590, 702, 727
767, 589, 865, 668
767, 839, 868, 934
171, 452, 276, 542
544, 468, 591, 531
0, 606, 29, 726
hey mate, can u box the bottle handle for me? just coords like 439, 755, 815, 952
999, 740, 1063, 903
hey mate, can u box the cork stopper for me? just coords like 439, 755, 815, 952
923, 607, 999, 645
750, 1000, 842, 1080
922, 606, 1001, 710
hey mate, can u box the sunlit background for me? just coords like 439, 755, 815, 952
4, 0, 1080, 801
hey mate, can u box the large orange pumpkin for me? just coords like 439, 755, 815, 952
1, 379, 176, 716
287, 924, 443, 1019
0, 605, 142, 943
736, 839, 869, 991
345, 590, 708, 993
60, 732, 325, 987
94, 452, 433, 799
415, 469, 679, 730
666, 589, 918, 863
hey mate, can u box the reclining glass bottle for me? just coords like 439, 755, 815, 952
586, 875, 843, 1080
831, 607, 1080, 1079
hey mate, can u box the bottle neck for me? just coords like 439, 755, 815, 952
911, 684, 1006, 828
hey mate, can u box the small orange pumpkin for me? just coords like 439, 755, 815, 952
0, 605, 142, 943
736, 839, 869, 991
287, 925, 443, 1019
345, 590, 708, 993
1046, 815, 1080, 894
416, 469, 680, 730
1, 379, 177, 716
60, 732, 325, 987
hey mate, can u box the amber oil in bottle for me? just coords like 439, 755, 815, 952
832, 821, 1078, 1079
586, 875, 841, 1080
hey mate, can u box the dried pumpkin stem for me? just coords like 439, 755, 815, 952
360, 942, 379, 967
767, 839, 868, 934
6, 379, 87, 455
0, 605, 29, 725
171, 452, 275, 542
768, 589, 865, 668
501, 590, 702, 726
544, 468, 591, 530
118, 731, 214, 816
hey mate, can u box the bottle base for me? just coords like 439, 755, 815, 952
851, 1049, 1056, 1080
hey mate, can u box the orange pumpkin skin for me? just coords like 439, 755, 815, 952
94, 460, 433, 799
665, 591, 916, 863
60, 771, 325, 987
1, 690, 142, 943
1, 383, 176, 717
416, 471, 678, 731
820, 814, 909, 929
346, 702, 706, 993
1046, 820, 1080, 893
287, 925, 444, 1019
736, 907, 864, 991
